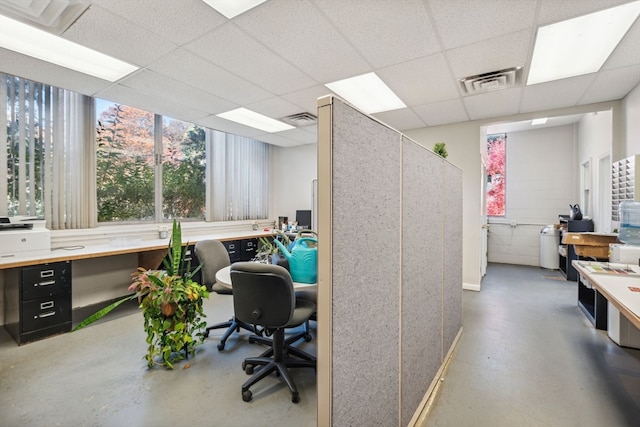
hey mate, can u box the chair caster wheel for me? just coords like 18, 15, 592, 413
245, 365, 254, 375
204, 331, 210, 338
304, 333, 312, 342
242, 390, 252, 402
217, 342, 225, 351
291, 392, 300, 403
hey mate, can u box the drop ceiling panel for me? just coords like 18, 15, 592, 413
579, 65, 640, 105
148, 48, 272, 106
315, 0, 441, 68
601, 20, 640, 70
281, 85, 335, 117
378, 54, 459, 106
519, 74, 595, 113
446, 30, 532, 79
184, 23, 316, 96
413, 98, 469, 127
196, 114, 265, 138
89, 0, 226, 45
95, 83, 207, 123
463, 88, 522, 120
234, 0, 371, 82
428, 0, 537, 49
117, 69, 236, 115
373, 108, 427, 131
536, 0, 631, 25
61, 4, 178, 67
246, 96, 308, 120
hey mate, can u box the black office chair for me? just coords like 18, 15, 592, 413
230, 262, 316, 403
194, 240, 260, 351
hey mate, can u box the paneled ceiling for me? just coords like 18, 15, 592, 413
1, 0, 639, 147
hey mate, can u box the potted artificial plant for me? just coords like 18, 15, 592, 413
74, 219, 209, 368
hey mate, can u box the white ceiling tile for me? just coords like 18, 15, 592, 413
148, 48, 272, 105
579, 65, 640, 105
315, 0, 440, 68
520, 75, 596, 113
89, 0, 226, 45
413, 99, 469, 126
536, 0, 632, 25
256, 130, 315, 147
428, 0, 538, 49
379, 54, 459, 106
0, 48, 112, 95
184, 23, 317, 95
281, 85, 335, 116
463, 88, 522, 120
118, 70, 236, 115
62, 4, 178, 67
372, 108, 427, 132
246, 97, 309, 120
602, 17, 640, 71
233, 0, 370, 82
446, 30, 532, 79
95, 84, 207, 122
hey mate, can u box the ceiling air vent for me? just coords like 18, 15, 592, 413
459, 66, 523, 96
280, 112, 317, 127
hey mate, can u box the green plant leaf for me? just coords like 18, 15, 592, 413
72, 294, 137, 331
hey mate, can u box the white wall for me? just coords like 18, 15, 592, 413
488, 125, 578, 266
269, 143, 317, 225
621, 83, 640, 160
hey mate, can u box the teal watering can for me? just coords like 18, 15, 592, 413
274, 237, 318, 284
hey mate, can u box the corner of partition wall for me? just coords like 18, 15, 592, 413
316, 94, 333, 427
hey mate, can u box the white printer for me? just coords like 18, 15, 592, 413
0, 216, 51, 257
609, 243, 640, 265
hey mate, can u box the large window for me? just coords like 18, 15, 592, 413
486, 133, 506, 216
1, 72, 269, 229
1, 73, 95, 230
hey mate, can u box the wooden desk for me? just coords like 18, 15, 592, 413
572, 261, 640, 339
215, 265, 317, 291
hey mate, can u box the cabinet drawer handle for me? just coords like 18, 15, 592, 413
40, 270, 54, 278
37, 311, 56, 318
36, 280, 56, 287
40, 301, 55, 310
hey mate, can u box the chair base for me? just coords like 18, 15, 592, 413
240, 328, 316, 403
204, 317, 261, 351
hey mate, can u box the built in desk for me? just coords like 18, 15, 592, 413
572, 260, 640, 348
1, 229, 275, 344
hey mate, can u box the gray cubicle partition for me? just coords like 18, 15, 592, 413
317, 96, 462, 427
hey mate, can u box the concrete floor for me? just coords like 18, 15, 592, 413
1, 264, 639, 427
420, 263, 640, 427
0, 292, 317, 427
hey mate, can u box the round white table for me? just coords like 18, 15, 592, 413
215, 265, 317, 291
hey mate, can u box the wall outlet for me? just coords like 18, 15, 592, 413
510, 220, 517, 227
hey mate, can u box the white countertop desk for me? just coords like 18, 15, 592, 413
0, 230, 276, 270
215, 265, 317, 291
572, 260, 640, 330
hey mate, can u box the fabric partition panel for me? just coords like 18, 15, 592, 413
317, 96, 462, 427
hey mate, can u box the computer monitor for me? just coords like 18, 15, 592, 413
296, 210, 312, 230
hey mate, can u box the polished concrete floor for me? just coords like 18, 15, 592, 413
420, 263, 640, 427
2, 264, 639, 427
0, 291, 317, 427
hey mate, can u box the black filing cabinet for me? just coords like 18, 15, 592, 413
4, 261, 72, 345
240, 238, 258, 261
223, 240, 241, 262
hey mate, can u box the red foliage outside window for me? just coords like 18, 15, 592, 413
487, 134, 506, 216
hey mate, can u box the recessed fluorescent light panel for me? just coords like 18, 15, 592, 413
0, 15, 138, 82
217, 108, 294, 133
531, 118, 548, 126
527, 1, 640, 85
202, 0, 267, 19
325, 72, 406, 114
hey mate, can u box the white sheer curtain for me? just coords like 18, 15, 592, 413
207, 130, 269, 221
1, 74, 96, 229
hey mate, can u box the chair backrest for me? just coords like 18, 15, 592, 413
194, 240, 230, 287
230, 262, 295, 329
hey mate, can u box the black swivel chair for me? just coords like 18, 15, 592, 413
230, 262, 316, 403
194, 240, 259, 351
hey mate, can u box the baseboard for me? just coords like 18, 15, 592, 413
408, 327, 463, 427
463, 282, 481, 291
